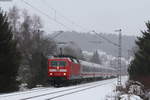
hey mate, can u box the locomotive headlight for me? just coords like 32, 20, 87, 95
63, 73, 66, 75
50, 73, 53, 75
57, 67, 59, 69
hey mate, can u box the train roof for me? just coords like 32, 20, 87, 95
48, 55, 79, 62
53, 55, 78, 59
79, 60, 116, 71
48, 55, 116, 71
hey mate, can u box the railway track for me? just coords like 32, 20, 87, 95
45, 80, 115, 100
0, 78, 117, 100
0, 87, 56, 98
22, 79, 116, 100
0, 81, 98, 99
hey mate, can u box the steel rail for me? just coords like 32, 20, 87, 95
0, 87, 55, 98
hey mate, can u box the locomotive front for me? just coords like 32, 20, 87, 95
48, 58, 70, 82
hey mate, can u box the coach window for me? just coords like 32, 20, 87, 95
87, 66, 90, 72
83, 65, 86, 72
99, 68, 102, 72
96, 68, 98, 72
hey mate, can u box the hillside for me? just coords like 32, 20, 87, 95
52, 31, 136, 58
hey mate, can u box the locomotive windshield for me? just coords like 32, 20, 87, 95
51, 61, 66, 67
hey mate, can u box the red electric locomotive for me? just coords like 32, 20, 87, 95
48, 56, 81, 85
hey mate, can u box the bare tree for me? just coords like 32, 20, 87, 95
8, 7, 57, 88
8, 6, 20, 40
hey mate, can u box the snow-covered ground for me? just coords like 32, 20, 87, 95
0, 76, 128, 100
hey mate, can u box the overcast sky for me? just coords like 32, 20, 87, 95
0, 0, 150, 36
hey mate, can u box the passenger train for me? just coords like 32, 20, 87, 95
48, 55, 116, 86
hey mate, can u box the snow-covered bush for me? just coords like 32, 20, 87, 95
105, 80, 146, 100
125, 81, 145, 97
19, 83, 28, 91
120, 94, 142, 100
118, 81, 146, 100
36, 84, 43, 87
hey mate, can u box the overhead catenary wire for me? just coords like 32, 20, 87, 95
92, 30, 122, 87
41, 0, 89, 32
50, 30, 64, 39
22, 0, 122, 49
92, 31, 119, 47
21, 0, 72, 31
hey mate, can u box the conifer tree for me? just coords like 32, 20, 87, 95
0, 9, 20, 92
128, 21, 150, 82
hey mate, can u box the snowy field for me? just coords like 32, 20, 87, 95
0, 76, 128, 100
